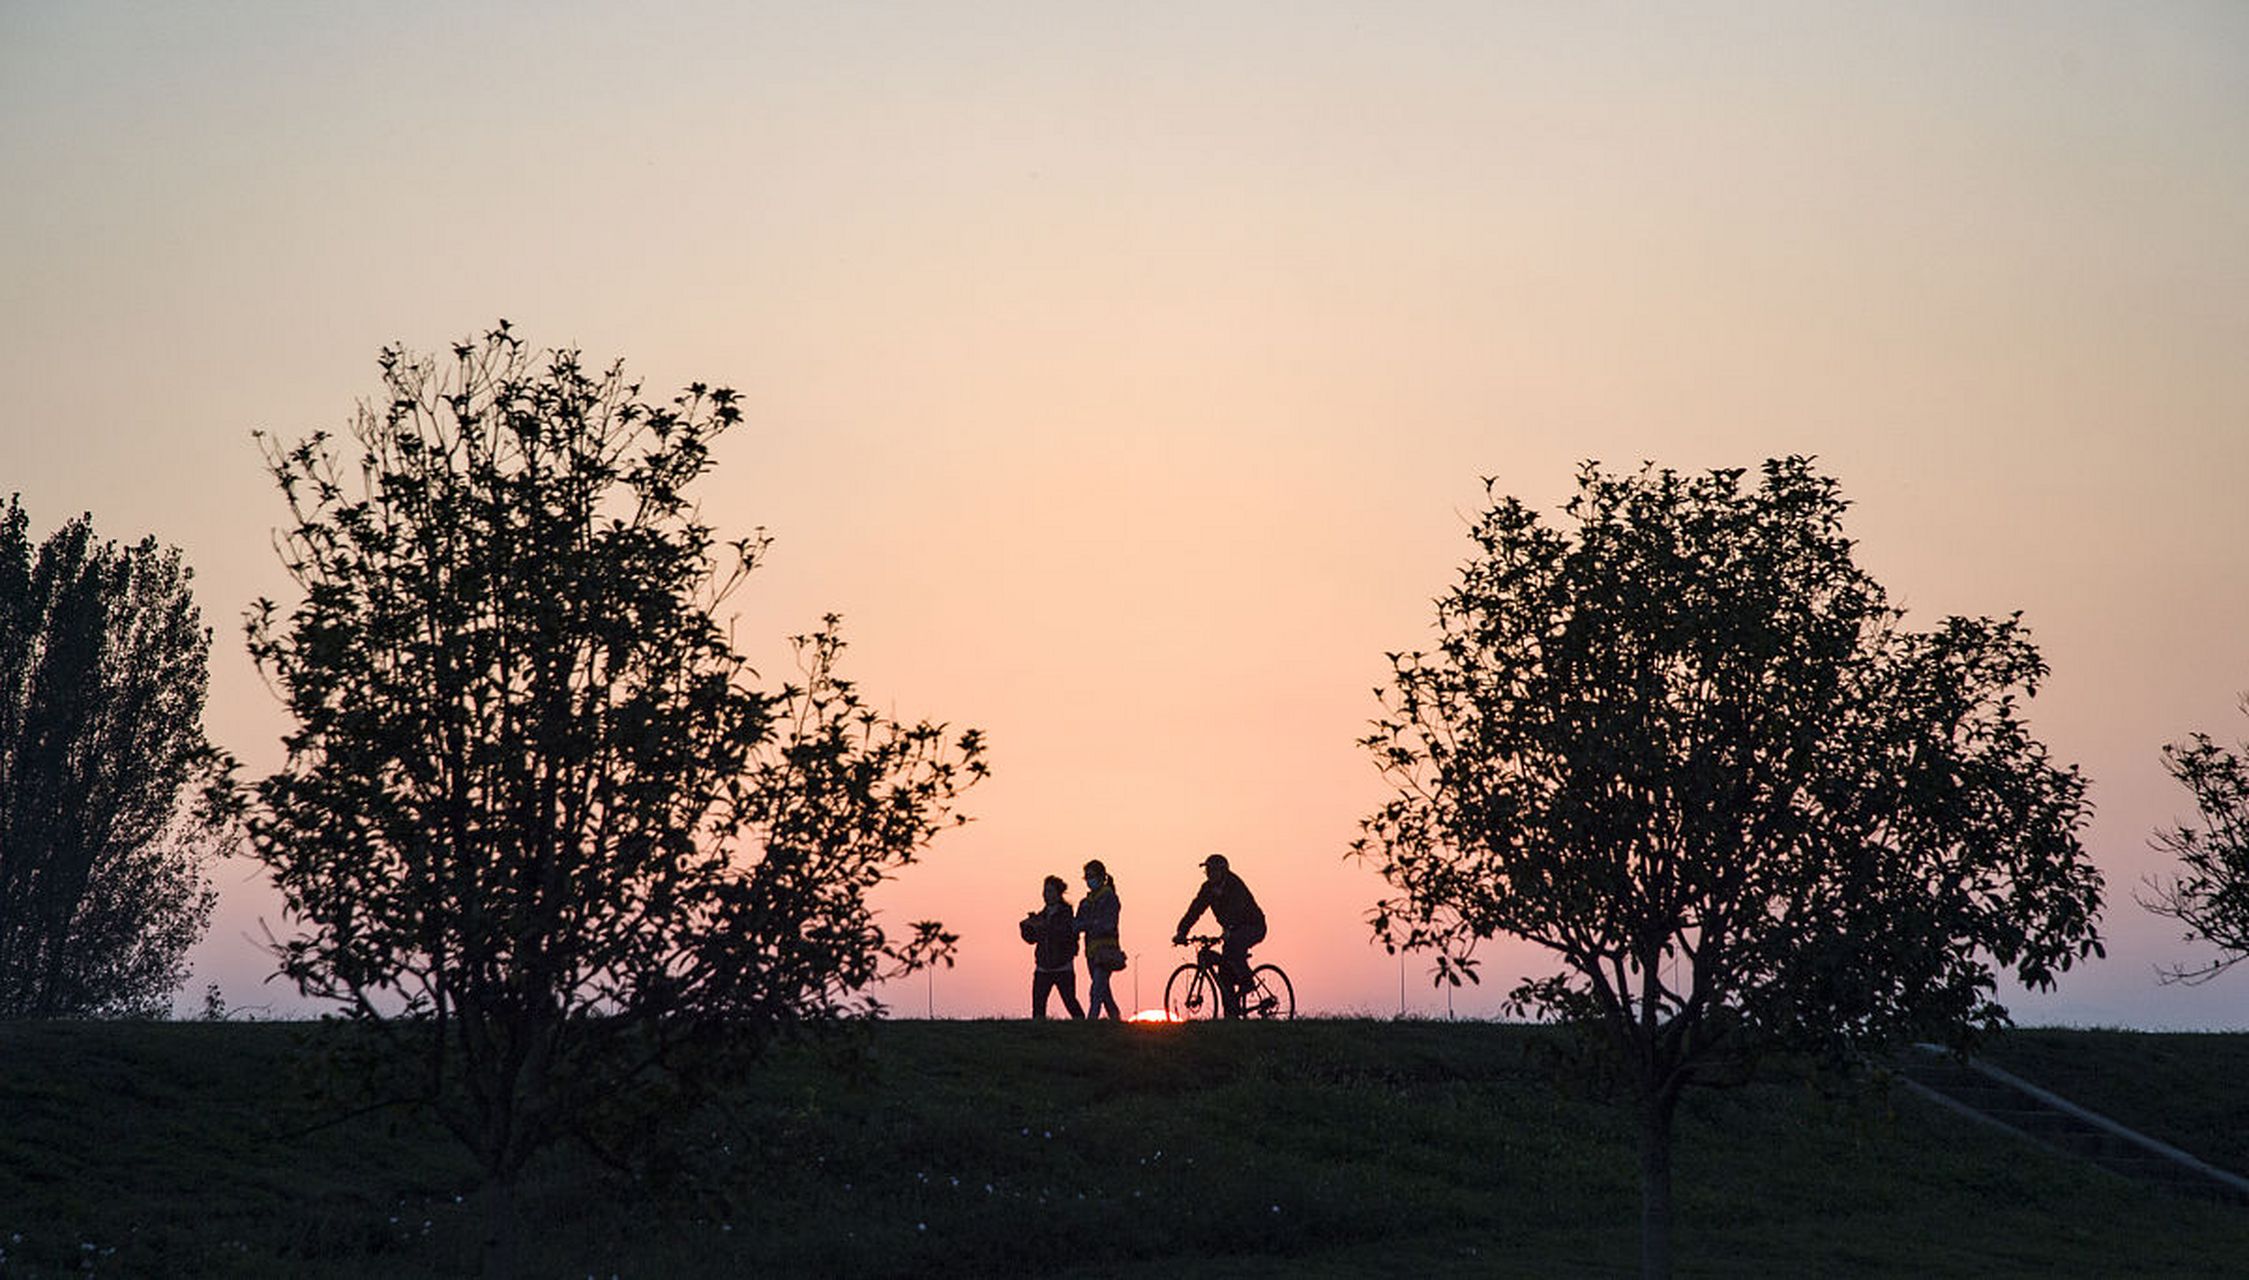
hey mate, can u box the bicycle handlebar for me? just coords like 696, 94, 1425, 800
1178, 934, 1225, 946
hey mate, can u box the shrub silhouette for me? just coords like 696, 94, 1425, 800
2142, 696, 2249, 984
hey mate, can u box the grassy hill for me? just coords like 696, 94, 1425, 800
3, 1019, 2246, 1277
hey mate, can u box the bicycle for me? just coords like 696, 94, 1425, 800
1164, 935, 1294, 1020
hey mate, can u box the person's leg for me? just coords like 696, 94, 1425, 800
1032, 970, 1054, 1020
1089, 966, 1119, 1019
1059, 970, 1085, 1019
1221, 932, 1252, 1017
1222, 921, 1267, 1015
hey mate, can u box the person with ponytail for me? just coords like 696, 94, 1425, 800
1076, 859, 1126, 1020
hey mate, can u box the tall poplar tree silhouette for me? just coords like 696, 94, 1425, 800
0, 498, 221, 1018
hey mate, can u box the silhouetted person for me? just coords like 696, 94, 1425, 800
1172, 853, 1267, 1017
1076, 859, 1125, 1019
1022, 875, 1085, 1020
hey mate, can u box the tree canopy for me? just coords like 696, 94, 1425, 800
242, 323, 984, 1263
1355, 458, 2104, 1279
2140, 698, 2249, 984
0, 497, 221, 1018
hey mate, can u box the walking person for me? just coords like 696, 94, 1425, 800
1021, 875, 1084, 1020
1172, 853, 1267, 1017
1076, 859, 1125, 1020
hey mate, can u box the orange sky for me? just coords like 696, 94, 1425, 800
4, 3, 2246, 1026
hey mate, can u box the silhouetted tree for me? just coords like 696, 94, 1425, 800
242, 323, 984, 1272
0, 497, 221, 1018
1355, 459, 2104, 1280
2140, 697, 2249, 984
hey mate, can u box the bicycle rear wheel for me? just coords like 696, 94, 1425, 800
1243, 965, 1294, 1020
1165, 964, 1223, 1021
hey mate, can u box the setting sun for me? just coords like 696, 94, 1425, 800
1127, 1009, 1178, 1024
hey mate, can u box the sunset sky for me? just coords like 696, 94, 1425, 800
4, 3, 2245, 1027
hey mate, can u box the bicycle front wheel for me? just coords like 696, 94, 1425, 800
1165, 964, 1223, 1021
1243, 965, 1294, 1020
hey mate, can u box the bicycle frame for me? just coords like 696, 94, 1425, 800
1166, 935, 1292, 1021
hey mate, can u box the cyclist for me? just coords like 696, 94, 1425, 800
1171, 853, 1267, 1017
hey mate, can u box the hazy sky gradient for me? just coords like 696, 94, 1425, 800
5, 2, 2246, 1025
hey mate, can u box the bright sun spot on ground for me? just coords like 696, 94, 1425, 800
1127, 1009, 1178, 1024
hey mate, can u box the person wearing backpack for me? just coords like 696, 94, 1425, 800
1022, 874, 1085, 1020
1171, 852, 1266, 1018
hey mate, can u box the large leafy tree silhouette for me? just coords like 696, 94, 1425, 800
0, 498, 221, 1018
1356, 458, 2104, 1279
243, 323, 984, 1270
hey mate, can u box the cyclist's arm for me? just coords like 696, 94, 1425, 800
1175, 888, 1212, 941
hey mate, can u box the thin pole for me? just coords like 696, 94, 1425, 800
926, 967, 934, 1019
1399, 952, 1406, 1017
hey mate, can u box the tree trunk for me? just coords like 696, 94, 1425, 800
1639, 1091, 1676, 1280
478, 1174, 518, 1279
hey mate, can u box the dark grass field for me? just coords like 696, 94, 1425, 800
4, 1019, 2247, 1277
